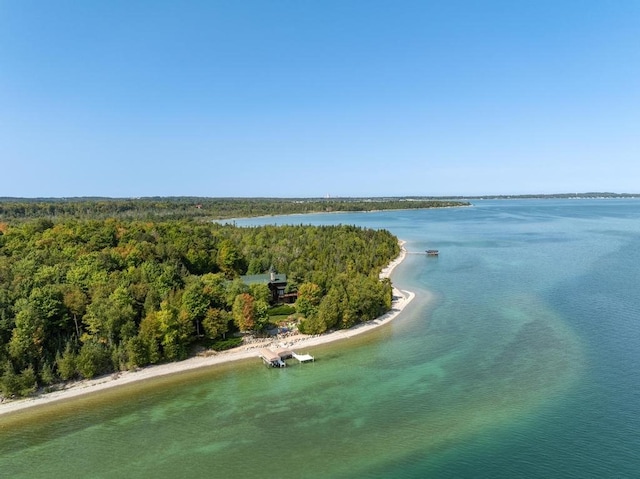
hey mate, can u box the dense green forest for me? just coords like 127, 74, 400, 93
0, 219, 399, 398
0, 197, 469, 221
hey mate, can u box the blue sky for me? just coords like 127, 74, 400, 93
1, 1, 639, 197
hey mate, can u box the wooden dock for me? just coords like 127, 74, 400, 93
259, 348, 314, 367
259, 348, 286, 368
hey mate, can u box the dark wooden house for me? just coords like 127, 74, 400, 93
239, 269, 297, 304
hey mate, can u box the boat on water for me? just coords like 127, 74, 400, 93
426, 249, 439, 256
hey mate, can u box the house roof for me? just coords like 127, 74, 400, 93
240, 273, 287, 285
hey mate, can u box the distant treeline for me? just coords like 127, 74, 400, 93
0, 219, 399, 397
0, 197, 470, 222
443, 192, 639, 200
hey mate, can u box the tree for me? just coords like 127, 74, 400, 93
40, 361, 56, 386
156, 299, 194, 361
8, 301, 46, 369
217, 240, 243, 278
0, 362, 37, 397
224, 278, 249, 307
56, 342, 78, 380
254, 299, 270, 332
76, 340, 111, 379
298, 315, 326, 335
184, 247, 214, 275
138, 311, 163, 364
182, 278, 209, 336
295, 282, 322, 318
249, 283, 271, 305
125, 336, 148, 369
316, 286, 344, 331
63, 286, 87, 338
0, 285, 14, 347
0, 360, 20, 397
346, 275, 388, 323
232, 293, 256, 332
18, 365, 37, 396
202, 308, 230, 339
380, 277, 393, 311
82, 287, 136, 347
201, 273, 227, 308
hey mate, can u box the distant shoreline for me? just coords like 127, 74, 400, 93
217, 204, 470, 224
0, 241, 415, 417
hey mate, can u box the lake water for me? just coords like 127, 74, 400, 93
1, 199, 639, 478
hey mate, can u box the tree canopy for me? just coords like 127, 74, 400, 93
0, 218, 400, 397
0, 197, 469, 222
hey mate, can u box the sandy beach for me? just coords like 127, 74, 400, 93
0, 241, 414, 417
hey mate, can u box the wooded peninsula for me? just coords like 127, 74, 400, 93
0, 197, 464, 399
0, 197, 469, 221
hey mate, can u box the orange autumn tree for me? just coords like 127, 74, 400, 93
232, 293, 256, 332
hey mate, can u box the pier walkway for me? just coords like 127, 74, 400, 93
259, 348, 315, 367
292, 352, 315, 363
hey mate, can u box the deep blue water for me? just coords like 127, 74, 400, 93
1, 199, 639, 478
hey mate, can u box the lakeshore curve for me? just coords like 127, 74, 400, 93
0, 241, 415, 417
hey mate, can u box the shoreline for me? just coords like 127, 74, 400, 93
219, 203, 470, 223
0, 241, 415, 417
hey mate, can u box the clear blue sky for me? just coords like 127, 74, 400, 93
1, 1, 639, 197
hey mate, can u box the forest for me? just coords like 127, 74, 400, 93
0, 218, 399, 398
0, 196, 469, 221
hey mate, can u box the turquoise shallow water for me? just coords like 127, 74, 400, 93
1, 199, 639, 478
